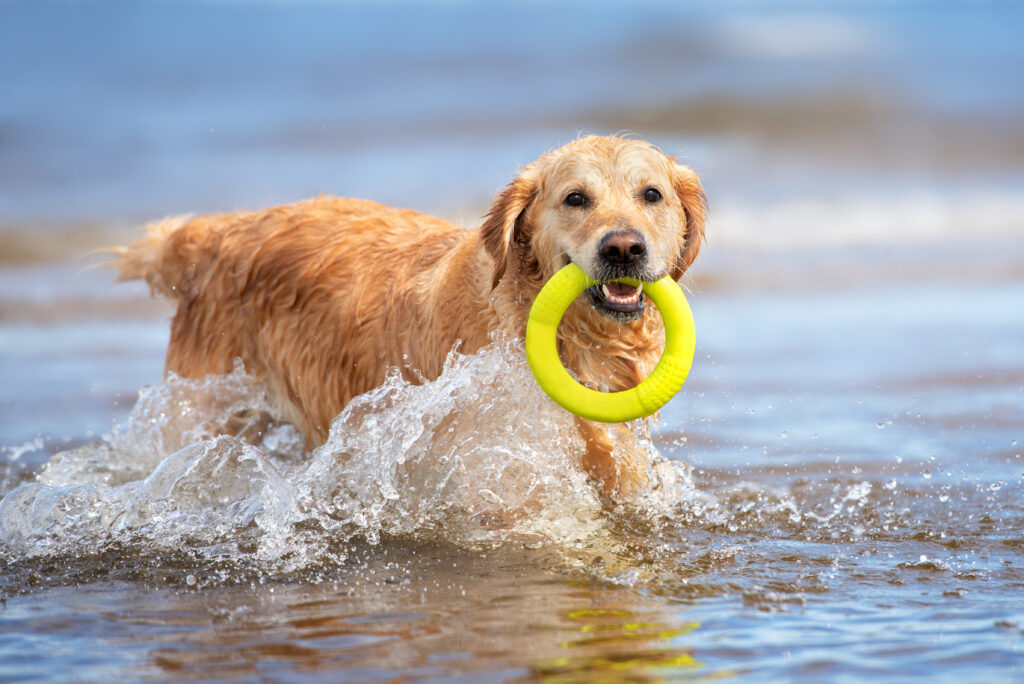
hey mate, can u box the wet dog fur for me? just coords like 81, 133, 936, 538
112, 135, 706, 499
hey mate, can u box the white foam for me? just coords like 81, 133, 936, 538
711, 189, 1024, 250
721, 14, 875, 59
0, 337, 697, 574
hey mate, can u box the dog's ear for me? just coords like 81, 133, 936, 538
670, 164, 707, 282
481, 170, 537, 289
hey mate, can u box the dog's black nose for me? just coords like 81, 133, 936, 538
599, 231, 647, 266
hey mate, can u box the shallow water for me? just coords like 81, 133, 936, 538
2, 246, 1022, 682
3, 0, 1024, 680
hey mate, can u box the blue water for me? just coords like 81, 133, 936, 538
1, 2, 1023, 682
2, 0, 1022, 224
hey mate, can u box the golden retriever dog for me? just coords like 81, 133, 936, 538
112, 135, 706, 500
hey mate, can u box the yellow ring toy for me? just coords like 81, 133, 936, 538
525, 262, 696, 423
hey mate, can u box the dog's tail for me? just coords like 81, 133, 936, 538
107, 214, 196, 298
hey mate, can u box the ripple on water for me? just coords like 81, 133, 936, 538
0, 334, 1021, 682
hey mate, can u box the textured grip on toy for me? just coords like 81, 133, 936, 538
525, 263, 695, 423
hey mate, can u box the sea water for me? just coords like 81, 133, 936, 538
2, 255, 1021, 681
2, 1, 1023, 681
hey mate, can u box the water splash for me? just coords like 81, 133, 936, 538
6, 332, 1011, 594
0, 337, 696, 576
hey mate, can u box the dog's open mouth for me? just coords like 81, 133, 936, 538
586, 281, 645, 322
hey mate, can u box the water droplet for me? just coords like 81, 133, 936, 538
876, 422, 886, 429
185, 574, 197, 586
885, 480, 897, 490
780, 431, 788, 439
923, 470, 932, 479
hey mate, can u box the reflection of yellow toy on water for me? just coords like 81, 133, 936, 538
534, 607, 705, 681
526, 263, 697, 423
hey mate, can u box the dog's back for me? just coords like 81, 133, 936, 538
113, 196, 496, 441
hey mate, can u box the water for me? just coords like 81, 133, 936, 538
2, 1, 1024, 681
2, 258, 1021, 682
3, 0, 1023, 230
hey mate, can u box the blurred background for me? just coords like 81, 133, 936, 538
1, 0, 1022, 457
3, 1, 1022, 246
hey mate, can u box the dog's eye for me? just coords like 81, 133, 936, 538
564, 192, 588, 208
643, 187, 663, 203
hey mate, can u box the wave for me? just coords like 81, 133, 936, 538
4, 187, 1021, 270
710, 188, 1024, 250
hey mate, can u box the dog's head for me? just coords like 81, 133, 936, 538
482, 135, 706, 322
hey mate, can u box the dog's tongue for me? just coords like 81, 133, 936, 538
606, 282, 637, 297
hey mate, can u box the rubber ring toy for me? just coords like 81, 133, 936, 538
525, 262, 696, 423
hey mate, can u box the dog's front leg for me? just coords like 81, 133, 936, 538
576, 418, 650, 501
